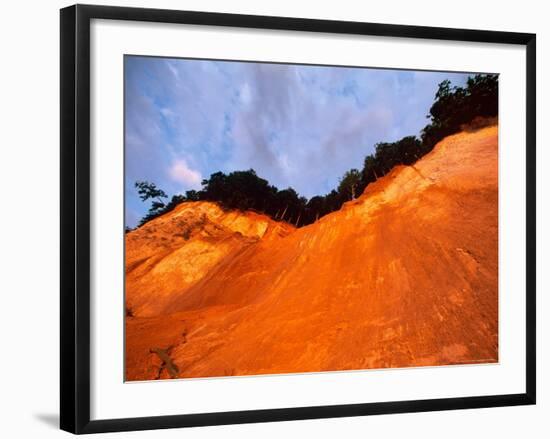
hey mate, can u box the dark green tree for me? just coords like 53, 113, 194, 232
135, 182, 188, 227
135, 181, 168, 206
362, 155, 380, 183
184, 189, 200, 201
338, 169, 362, 200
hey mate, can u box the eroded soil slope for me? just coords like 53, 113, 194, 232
126, 124, 498, 380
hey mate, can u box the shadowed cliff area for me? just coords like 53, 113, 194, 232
125, 124, 498, 381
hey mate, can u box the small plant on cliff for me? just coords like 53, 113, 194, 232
135, 181, 188, 227
135, 181, 168, 206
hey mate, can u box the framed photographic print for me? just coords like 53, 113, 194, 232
60, 4, 536, 434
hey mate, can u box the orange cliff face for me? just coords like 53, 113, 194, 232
125, 201, 294, 317
125, 124, 498, 381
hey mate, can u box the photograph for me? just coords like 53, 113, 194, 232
123, 56, 499, 381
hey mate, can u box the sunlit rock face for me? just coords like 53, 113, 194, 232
125, 125, 498, 381
125, 201, 294, 317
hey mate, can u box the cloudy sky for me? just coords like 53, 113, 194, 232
125, 56, 469, 227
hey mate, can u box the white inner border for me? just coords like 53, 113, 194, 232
90, 19, 527, 420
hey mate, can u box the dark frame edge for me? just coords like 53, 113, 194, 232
60, 4, 77, 434
78, 394, 533, 434
525, 34, 536, 404
61, 4, 93, 434
74, 3, 534, 45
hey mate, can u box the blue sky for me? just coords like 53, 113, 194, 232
125, 56, 469, 227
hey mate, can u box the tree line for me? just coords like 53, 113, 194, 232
131, 74, 498, 230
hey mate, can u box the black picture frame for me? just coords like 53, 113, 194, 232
60, 4, 536, 434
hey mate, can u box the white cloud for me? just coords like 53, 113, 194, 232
239, 82, 252, 105
168, 159, 202, 190
166, 61, 180, 80
160, 107, 176, 120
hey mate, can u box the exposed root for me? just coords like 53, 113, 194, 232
150, 346, 180, 379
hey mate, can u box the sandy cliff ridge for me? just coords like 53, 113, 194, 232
125, 124, 498, 380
